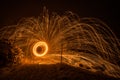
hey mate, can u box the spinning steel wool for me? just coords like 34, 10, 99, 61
0, 8, 120, 78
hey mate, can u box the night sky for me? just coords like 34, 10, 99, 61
0, 0, 119, 38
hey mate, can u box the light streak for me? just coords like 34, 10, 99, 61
32, 41, 48, 57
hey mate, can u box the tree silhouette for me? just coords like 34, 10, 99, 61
0, 39, 21, 67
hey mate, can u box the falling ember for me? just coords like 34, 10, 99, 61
32, 41, 48, 57
0, 8, 120, 78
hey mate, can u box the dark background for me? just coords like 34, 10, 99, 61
0, 0, 119, 38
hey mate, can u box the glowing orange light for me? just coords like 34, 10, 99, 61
32, 41, 48, 57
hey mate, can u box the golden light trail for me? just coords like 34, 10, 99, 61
32, 41, 48, 57
0, 8, 120, 78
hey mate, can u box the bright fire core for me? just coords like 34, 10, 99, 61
32, 41, 48, 57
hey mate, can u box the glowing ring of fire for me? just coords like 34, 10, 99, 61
32, 41, 48, 57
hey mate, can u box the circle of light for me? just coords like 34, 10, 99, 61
32, 41, 48, 57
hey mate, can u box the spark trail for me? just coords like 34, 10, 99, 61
0, 8, 120, 78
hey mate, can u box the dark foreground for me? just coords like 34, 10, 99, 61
0, 63, 119, 80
